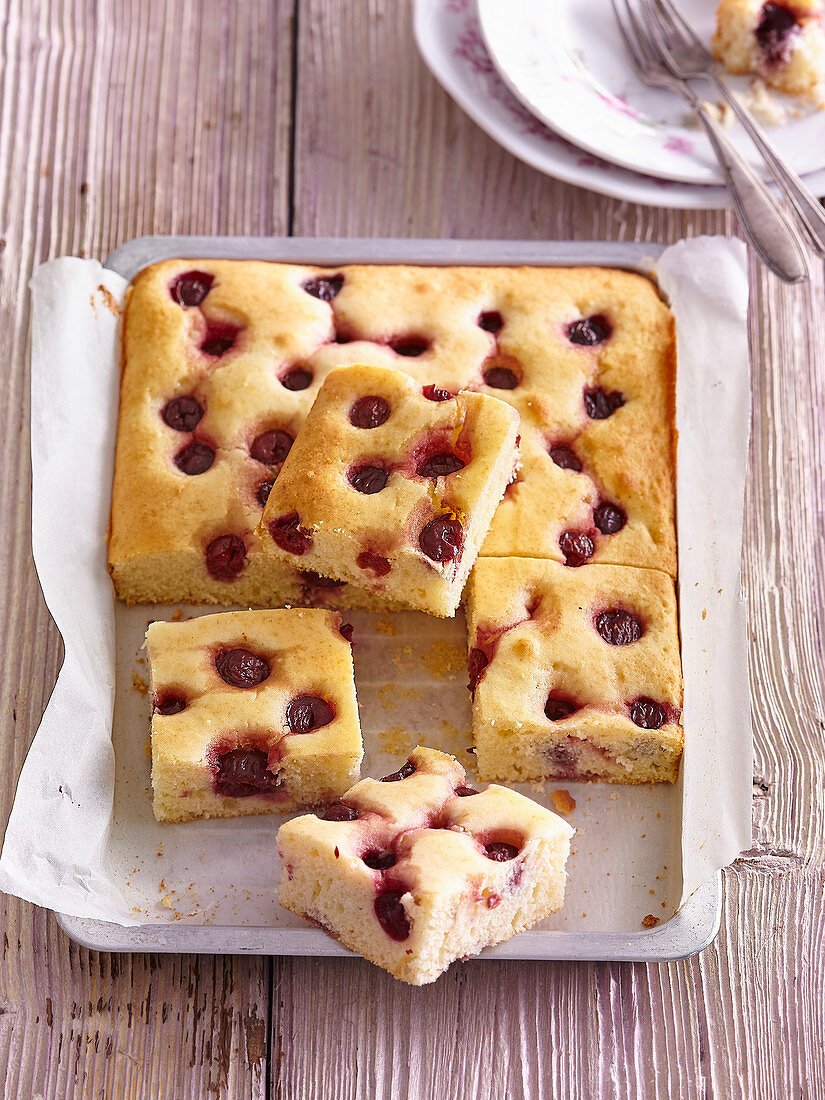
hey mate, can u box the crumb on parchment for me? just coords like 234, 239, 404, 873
550, 789, 576, 815
377, 727, 412, 756
642, 914, 660, 929
376, 619, 397, 636
132, 673, 148, 695
420, 640, 465, 680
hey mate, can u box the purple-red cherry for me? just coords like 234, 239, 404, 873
363, 851, 396, 871
455, 785, 478, 797
200, 322, 238, 358
348, 465, 389, 494
756, 2, 799, 65
478, 310, 503, 334
154, 693, 187, 716
174, 441, 215, 476
215, 648, 271, 688
468, 648, 489, 693
256, 479, 275, 508
549, 445, 583, 473
214, 748, 281, 798
206, 535, 247, 581
286, 695, 334, 733
321, 802, 359, 821
303, 274, 344, 302
596, 609, 644, 646
381, 760, 416, 783
559, 530, 594, 568
418, 453, 465, 478
349, 396, 391, 429
545, 695, 579, 722
422, 385, 454, 402
483, 366, 519, 390
419, 517, 464, 563
280, 367, 313, 391
269, 513, 312, 555
162, 395, 204, 432
630, 697, 667, 729
374, 892, 411, 941
566, 314, 612, 346
251, 429, 293, 466
169, 270, 214, 308
389, 336, 429, 357
594, 502, 627, 535
357, 551, 391, 576
484, 842, 519, 862
584, 388, 625, 420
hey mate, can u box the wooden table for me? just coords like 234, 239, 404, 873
2, 2, 823, 1096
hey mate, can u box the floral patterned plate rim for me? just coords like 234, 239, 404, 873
413, 0, 825, 206
477, 0, 825, 185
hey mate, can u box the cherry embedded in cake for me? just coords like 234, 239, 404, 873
276, 746, 574, 985
146, 608, 362, 823
258, 364, 520, 617
712, 0, 825, 98
466, 558, 683, 784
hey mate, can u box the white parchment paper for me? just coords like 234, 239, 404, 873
0, 240, 752, 935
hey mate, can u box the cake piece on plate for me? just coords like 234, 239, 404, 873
713, 0, 825, 99
276, 747, 574, 985
147, 608, 362, 823
466, 558, 683, 785
258, 364, 520, 617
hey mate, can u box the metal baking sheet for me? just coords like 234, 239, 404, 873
55, 235, 724, 961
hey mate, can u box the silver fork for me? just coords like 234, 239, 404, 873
649, 0, 825, 259
612, 0, 810, 283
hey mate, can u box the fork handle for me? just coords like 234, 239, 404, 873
691, 99, 810, 283
709, 75, 825, 260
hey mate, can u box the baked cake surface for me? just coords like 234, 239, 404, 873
109, 260, 677, 606
147, 608, 362, 822
277, 746, 574, 985
258, 364, 519, 617
466, 558, 684, 785
713, 0, 825, 98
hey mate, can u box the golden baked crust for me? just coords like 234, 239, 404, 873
147, 608, 362, 822
109, 260, 677, 606
258, 364, 519, 617
277, 746, 573, 984
466, 558, 684, 784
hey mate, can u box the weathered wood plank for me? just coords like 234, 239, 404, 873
0, 0, 296, 1095
282, 2, 825, 1098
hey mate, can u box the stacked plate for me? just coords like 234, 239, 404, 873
414, 0, 825, 209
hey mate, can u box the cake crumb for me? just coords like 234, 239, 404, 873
376, 619, 397, 636
131, 673, 148, 696
420, 640, 465, 680
161, 896, 174, 909
642, 914, 660, 928
377, 727, 412, 756
171, 609, 184, 621
550, 789, 577, 815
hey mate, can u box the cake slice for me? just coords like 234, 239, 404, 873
258, 364, 520, 617
466, 558, 683, 784
276, 747, 574, 985
147, 608, 362, 823
713, 0, 825, 99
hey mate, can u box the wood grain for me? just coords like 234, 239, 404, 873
1, 0, 824, 1096
0, 1, 294, 1096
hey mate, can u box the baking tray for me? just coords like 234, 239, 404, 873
55, 235, 724, 961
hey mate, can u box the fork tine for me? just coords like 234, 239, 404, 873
609, 0, 649, 78
615, 0, 661, 69
639, 0, 677, 65
654, 0, 706, 51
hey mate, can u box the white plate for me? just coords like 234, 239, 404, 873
477, 0, 825, 185
414, 0, 825, 206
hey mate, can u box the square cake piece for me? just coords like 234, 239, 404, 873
109, 260, 676, 608
277, 747, 574, 985
466, 558, 683, 784
146, 608, 362, 823
258, 364, 520, 617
